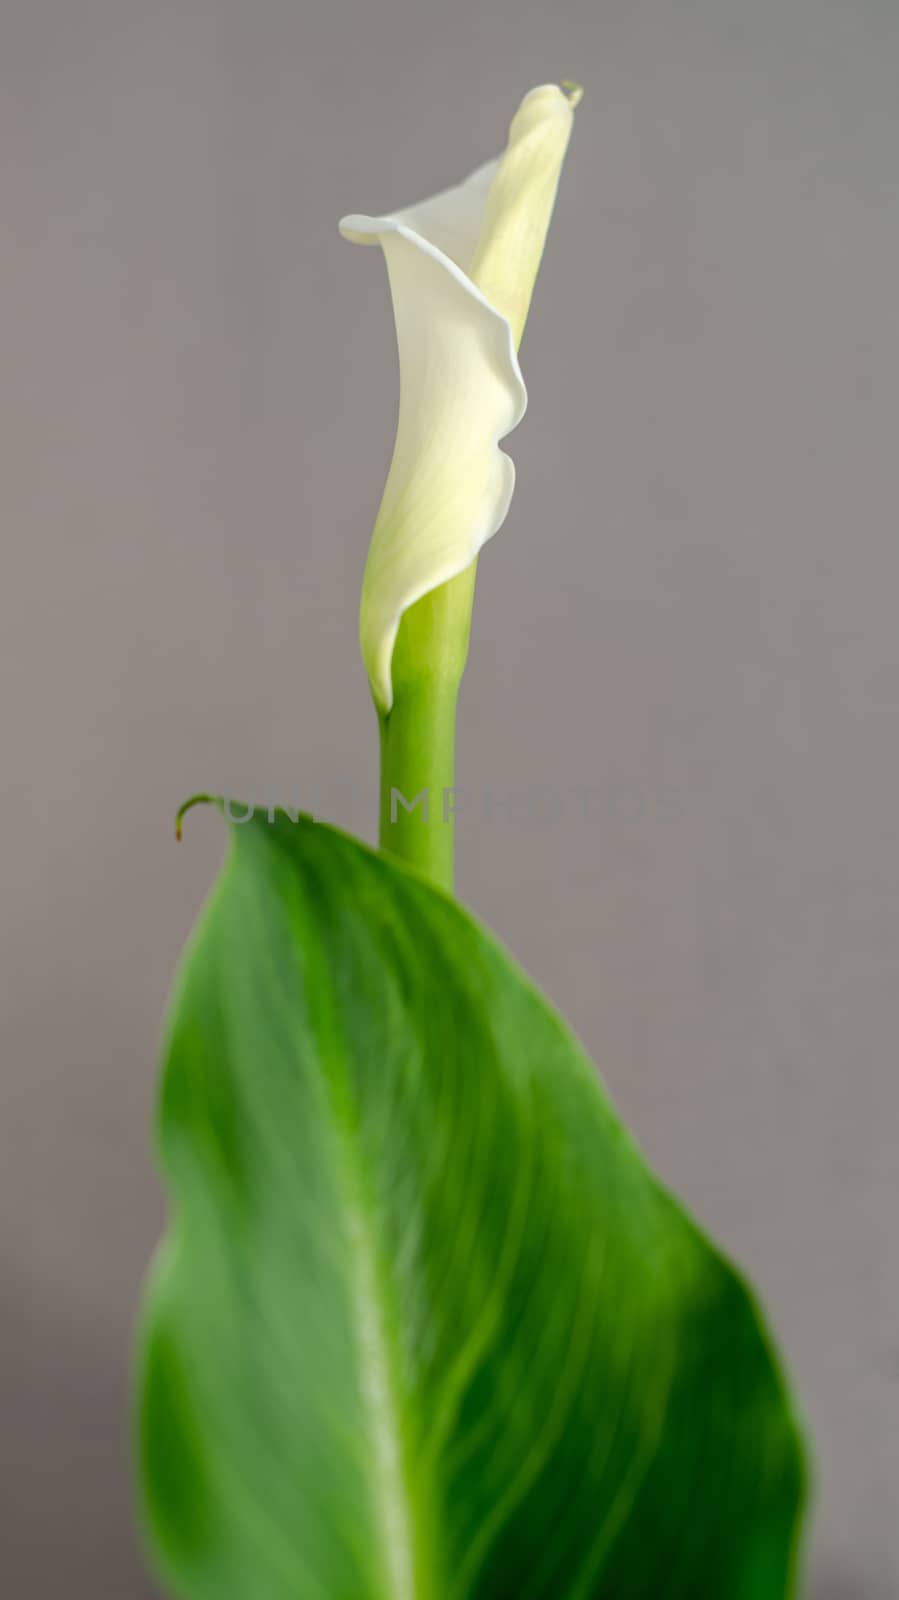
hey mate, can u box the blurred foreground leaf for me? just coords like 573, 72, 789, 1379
137, 809, 806, 1599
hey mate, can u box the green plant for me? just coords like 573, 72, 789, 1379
135, 84, 808, 1599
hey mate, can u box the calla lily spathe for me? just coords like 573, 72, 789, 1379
341, 83, 581, 712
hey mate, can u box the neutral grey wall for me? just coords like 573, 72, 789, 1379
2, 1, 897, 1595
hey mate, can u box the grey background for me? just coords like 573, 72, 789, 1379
1, 1, 896, 1595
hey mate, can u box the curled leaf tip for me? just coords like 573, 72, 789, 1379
175, 793, 216, 842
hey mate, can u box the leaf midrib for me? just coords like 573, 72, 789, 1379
334, 1111, 421, 1600
305, 899, 427, 1600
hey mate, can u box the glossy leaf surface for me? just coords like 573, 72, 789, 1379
138, 808, 806, 1599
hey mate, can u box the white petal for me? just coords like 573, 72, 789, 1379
340, 176, 526, 712
341, 85, 577, 711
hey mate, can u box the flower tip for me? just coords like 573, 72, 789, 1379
561, 80, 584, 108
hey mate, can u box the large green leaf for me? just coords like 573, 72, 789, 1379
137, 807, 807, 1599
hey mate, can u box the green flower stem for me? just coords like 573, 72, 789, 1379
378, 681, 459, 894
377, 564, 476, 895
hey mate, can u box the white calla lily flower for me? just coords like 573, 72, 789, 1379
341, 83, 581, 712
